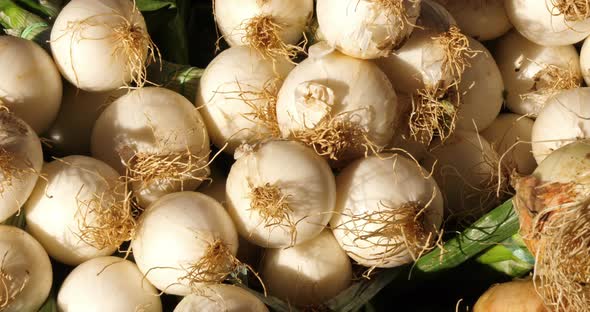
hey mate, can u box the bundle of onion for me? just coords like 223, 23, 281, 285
434, 0, 512, 41
331, 154, 444, 271
51, 0, 157, 91
422, 131, 504, 224
226, 140, 336, 248
24, 155, 134, 266
196, 46, 294, 154
495, 30, 582, 117
513, 141, 590, 311
505, 0, 590, 46
131, 192, 239, 296
45, 83, 127, 157
57, 257, 162, 312
276, 42, 399, 167
91, 87, 211, 207
474, 279, 547, 312
174, 284, 268, 312
259, 230, 352, 307
377, 5, 503, 146
317, 0, 421, 59
214, 0, 313, 62
0, 226, 52, 312
531, 88, 590, 165
0, 112, 43, 223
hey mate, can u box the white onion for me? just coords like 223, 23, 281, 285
276, 43, 398, 165
259, 230, 352, 307
505, 0, 590, 46
422, 131, 500, 220
495, 30, 581, 117
196, 46, 294, 154
317, 0, 421, 59
0, 226, 52, 312
174, 284, 268, 312
91, 87, 210, 207
531, 88, 590, 165
0, 36, 62, 134
579, 36, 590, 86
131, 192, 238, 296
226, 140, 336, 248
481, 113, 536, 175
434, 0, 512, 41
45, 83, 126, 156
0, 112, 43, 223
331, 154, 444, 268
214, 0, 313, 53
24, 155, 127, 265
51, 0, 152, 91
57, 257, 162, 312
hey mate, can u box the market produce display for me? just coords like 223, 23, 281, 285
1, 0, 590, 311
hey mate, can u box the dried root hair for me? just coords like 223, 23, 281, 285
335, 191, 441, 277
409, 83, 459, 146
214, 78, 282, 139
433, 25, 480, 82
513, 174, 590, 311
247, 182, 303, 247
366, 0, 419, 50
75, 181, 139, 251
180, 239, 266, 295
120, 146, 215, 191
521, 63, 581, 106
290, 111, 381, 165
57, 3, 160, 89
240, 14, 307, 64
551, 0, 590, 22
0, 251, 28, 310
0, 112, 36, 196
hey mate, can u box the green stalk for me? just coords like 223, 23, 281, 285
0, 0, 50, 43
475, 234, 534, 277
415, 199, 520, 272
147, 61, 204, 100
15, 0, 61, 19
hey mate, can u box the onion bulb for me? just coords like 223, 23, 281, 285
51, 0, 155, 91
57, 257, 162, 312
214, 0, 313, 60
196, 46, 294, 154
495, 30, 581, 117
0, 36, 62, 134
174, 284, 268, 312
474, 279, 547, 312
422, 131, 501, 222
24, 155, 130, 265
131, 192, 238, 296
276, 42, 398, 166
481, 113, 536, 175
0, 112, 43, 223
331, 154, 444, 268
579, 35, 590, 86
0, 225, 52, 312
259, 230, 352, 307
91, 87, 211, 207
505, 0, 590, 46
377, 20, 503, 145
531, 88, 590, 165
317, 0, 421, 59
434, 0, 512, 41
45, 83, 126, 156
226, 140, 336, 248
